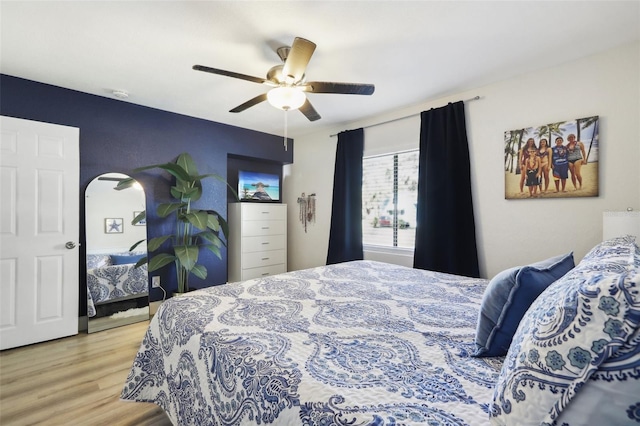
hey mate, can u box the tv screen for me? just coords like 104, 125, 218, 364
238, 170, 280, 202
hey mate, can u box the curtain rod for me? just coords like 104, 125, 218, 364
330, 95, 481, 137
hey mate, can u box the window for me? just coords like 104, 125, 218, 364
362, 150, 418, 249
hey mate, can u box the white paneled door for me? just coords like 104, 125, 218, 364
0, 116, 79, 350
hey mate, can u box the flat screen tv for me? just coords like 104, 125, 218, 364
238, 170, 280, 202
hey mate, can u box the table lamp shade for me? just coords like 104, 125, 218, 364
603, 211, 640, 241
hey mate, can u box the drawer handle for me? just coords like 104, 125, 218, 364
261, 257, 270, 260
261, 226, 270, 230
261, 273, 270, 276
262, 242, 269, 245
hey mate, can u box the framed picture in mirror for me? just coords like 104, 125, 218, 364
105, 218, 123, 233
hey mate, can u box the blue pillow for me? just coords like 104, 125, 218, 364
474, 252, 574, 357
110, 253, 145, 265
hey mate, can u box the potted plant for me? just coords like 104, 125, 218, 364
118, 152, 235, 294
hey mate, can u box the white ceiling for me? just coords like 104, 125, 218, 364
2, 1, 638, 139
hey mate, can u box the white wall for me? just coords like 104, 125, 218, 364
85, 177, 148, 254
285, 41, 640, 279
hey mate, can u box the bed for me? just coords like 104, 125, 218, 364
86, 253, 148, 318
121, 260, 502, 425
121, 236, 640, 425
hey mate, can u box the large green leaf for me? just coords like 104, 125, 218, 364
218, 214, 229, 239
148, 235, 172, 251
182, 185, 202, 200
191, 264, 207, 279
185, 210, 209, 230
198, 230, 222, 247
157, 202, 185, 218
170, 186, 185, 200
190, 180, 203, 202
134, 257, 148, 268
173, 179, 193, 192
204, 244, 222, 259
129, 239, 146, 252
170, 181, 202, 203
114, 178, 138, 191
148, 253, 176, 272
174, 245, 198, 271
176, 153, 199, 178
194, 173, 222, 181
135, 162, 191, 182
206, 213, 220, 231
132, 210, 146, 225
197, 173, 239, 201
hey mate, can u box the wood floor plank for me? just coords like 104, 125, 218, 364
0, 321, 172, 425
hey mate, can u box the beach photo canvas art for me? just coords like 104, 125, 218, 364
504, 116, 599, 199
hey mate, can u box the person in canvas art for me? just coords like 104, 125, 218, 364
551, 136, 569, 193
518, 138, 538, 192
525, 147, 541, 197
537, 138, 552, 193
518, 138, 537, 193
566, 133, 587, 190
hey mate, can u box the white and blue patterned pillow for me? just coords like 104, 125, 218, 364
490, 237, 640, 425
579, 235, 639, 272
553, 330, 640, 425
86, 254, 112, 269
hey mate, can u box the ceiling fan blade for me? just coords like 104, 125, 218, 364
282, 37, 316, 83
193, 65, 269, 85
304, 81, 375, 95
229, 93, 268, 113
299, 98, 321, 122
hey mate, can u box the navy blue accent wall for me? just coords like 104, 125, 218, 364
1, 74, 293, 312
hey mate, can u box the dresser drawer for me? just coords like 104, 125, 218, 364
241, 204, 286, 221
243, 249, 286, 269
241, 235, 286, 253
241, 264, 286, 280
242, 220, 285, 236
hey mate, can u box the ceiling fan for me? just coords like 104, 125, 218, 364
193, 37, 375, 121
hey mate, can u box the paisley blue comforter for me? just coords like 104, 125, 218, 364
121, 260, 503, 425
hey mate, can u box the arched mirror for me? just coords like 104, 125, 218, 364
85, 173, 149, 333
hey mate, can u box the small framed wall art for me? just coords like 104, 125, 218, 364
105, 218, 124, 233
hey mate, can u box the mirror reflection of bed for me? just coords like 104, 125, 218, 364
85, 173, 149, 333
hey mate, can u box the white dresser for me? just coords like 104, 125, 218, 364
228, 203, 287, 282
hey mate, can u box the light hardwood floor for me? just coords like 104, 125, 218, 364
0, 320, 172, 425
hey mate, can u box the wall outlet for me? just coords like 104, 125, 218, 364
152, 276, 161, 288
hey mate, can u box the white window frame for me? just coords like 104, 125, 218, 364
362, 148, 418, 252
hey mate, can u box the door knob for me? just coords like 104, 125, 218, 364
65, 241, 77, 249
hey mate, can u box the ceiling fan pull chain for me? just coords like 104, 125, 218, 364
283, 109, 288, 151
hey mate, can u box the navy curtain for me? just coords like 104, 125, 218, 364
326, 128, 364, 265
413, 101, 480, 277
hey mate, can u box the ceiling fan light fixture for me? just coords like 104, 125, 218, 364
267, 86, 306, 111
